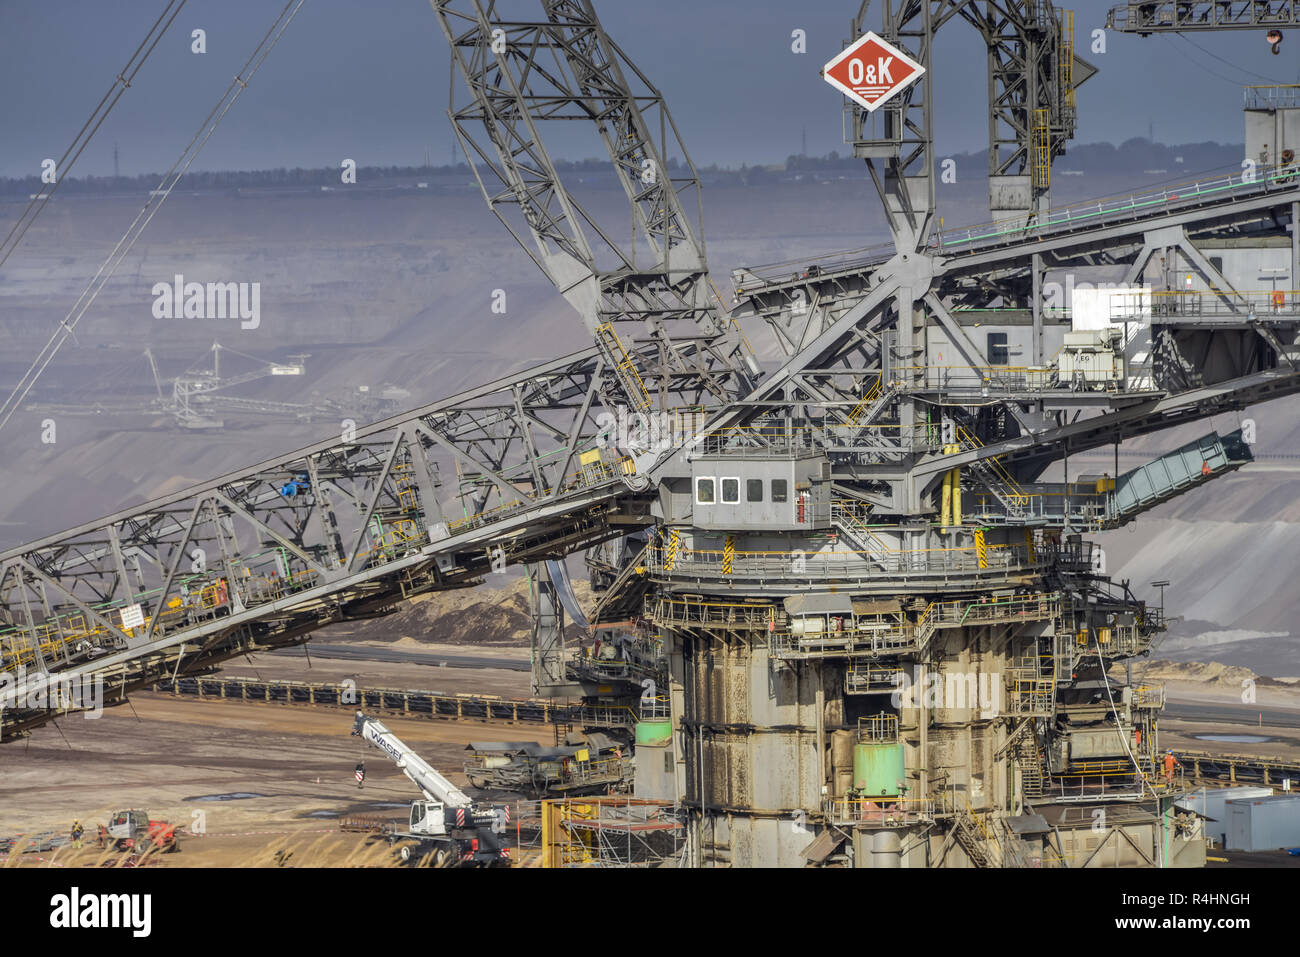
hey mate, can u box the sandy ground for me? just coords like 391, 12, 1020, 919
1159, 716, 1300, 764
249, 642, 534, 697
0, 648, 546, 867
2, 641, 1297, 868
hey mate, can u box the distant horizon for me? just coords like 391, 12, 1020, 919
2, 1, 1288, 179
0, 137, 1252, 190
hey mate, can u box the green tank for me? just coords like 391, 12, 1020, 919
634, 720, 673, 747
853, 742, 905, 797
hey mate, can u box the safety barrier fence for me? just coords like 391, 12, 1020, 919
648, 541, 1047, 581
823, 796, 936, 827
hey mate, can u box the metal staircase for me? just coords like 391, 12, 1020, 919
952, 804, 997, 868
1018, 737, 1046, 799
956, 426, 1030, 519
586, 543, 652, 624
595, 323, 653, 412
830, 502, 891, 569
844, 377, 897, 430
1012, 643, 1056, 716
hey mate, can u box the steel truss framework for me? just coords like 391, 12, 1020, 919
0, 347, 658, 737
848, 1, 1096, 251
1, 0, 1297, 830
435, 0, 752, 412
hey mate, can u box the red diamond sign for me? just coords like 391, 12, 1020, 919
822, 32, 924, 113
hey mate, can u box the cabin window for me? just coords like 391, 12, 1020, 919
771, 479, 788, 503
987, 332, 1009, 366
746, 479, 764, 502
721, 477, 740, 504
695, 477, 715, 504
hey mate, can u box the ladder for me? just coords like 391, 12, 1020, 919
1034, 639, 1057, 715
1053, 631, 1075, 682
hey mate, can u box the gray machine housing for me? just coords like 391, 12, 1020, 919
688, 452, 832, 532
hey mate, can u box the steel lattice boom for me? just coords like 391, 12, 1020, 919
4, 0, 1300, 870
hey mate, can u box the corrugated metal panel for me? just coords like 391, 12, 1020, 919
852, 598, 903, 615
1067, 727, 1131, 759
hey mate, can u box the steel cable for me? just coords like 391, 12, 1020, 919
0, 0, 307, 438
0, 0, 187, 274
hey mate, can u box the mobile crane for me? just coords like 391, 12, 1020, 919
351, 711, 510, 867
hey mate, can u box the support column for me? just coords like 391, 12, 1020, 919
1292, 201, 1299, 296
528, 562, 569, 696
816, 663, 826, 795
1032, 252, 1044, 365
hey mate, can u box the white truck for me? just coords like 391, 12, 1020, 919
351, 711, 509, 867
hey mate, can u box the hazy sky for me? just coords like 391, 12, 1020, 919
1, 0, 1297, 179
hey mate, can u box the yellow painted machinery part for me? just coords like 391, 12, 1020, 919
941, 469, 953, 528
951, 468, 962, 526
542, 800, 557, 868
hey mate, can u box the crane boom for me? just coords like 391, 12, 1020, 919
352, 711, 473, 808
432, 0, 753, 413
1108, 2, 1300, 33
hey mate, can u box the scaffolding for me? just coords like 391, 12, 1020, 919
541, 797, 685, 867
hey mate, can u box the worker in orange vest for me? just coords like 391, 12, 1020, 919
1163, 750, 1178, 781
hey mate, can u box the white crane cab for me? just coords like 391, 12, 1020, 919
409, 800, 448, 837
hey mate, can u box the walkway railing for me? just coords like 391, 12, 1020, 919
824, 796, 935, 827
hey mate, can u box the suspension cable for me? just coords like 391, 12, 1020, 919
1093, 629, 1152, 799
0, 0, 307, 438
0, 0, 187, 274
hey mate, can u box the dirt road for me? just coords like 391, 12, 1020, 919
0, 649, 546, 867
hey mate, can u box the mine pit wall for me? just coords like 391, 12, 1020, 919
635, 620, 1033, 868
